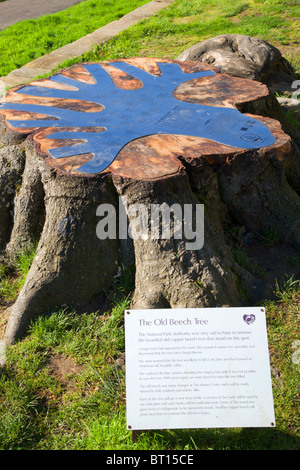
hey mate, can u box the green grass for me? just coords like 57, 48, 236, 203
0, 252, 299, 450
1, 0, 300, 79
50, 0, 300, 75
230, 245, 268, 279
0, 0, 150, 77
257, 228, 280, 247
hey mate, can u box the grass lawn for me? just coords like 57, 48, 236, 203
0, 0, 150, 77
0, 244, 299, 450
55, 0, 300, 74
0, 0, 299, 452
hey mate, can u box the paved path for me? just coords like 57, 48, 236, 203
0, 0, 175, 88
0, 0, 84, 30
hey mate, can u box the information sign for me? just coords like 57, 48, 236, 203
125, 307, 275, 430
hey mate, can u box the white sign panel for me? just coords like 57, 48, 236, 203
125, 307, 275, 431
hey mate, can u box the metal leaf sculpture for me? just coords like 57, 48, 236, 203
0, 60, 275, 174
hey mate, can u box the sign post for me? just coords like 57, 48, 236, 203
125, 307, 275, 433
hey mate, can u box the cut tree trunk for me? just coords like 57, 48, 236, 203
0, 57, 299, 345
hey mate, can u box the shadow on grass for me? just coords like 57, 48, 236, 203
139, 426, 300, 451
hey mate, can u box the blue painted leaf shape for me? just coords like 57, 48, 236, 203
0, 61, 276, 174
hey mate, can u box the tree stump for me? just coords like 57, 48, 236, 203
0, 57, 299, 345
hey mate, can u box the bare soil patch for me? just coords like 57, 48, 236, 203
46, 354, 83, 390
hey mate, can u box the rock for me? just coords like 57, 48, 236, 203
177, 34, 297, 95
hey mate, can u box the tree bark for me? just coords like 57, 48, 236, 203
176, 34, 298, 95
0, 58, 299, 345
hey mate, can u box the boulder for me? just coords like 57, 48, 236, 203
177, 34, 297, 95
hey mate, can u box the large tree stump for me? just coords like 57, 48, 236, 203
0, 57, 299, 345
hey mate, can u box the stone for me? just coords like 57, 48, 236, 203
177, 34, 297, 95
0, 58, 299, 345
